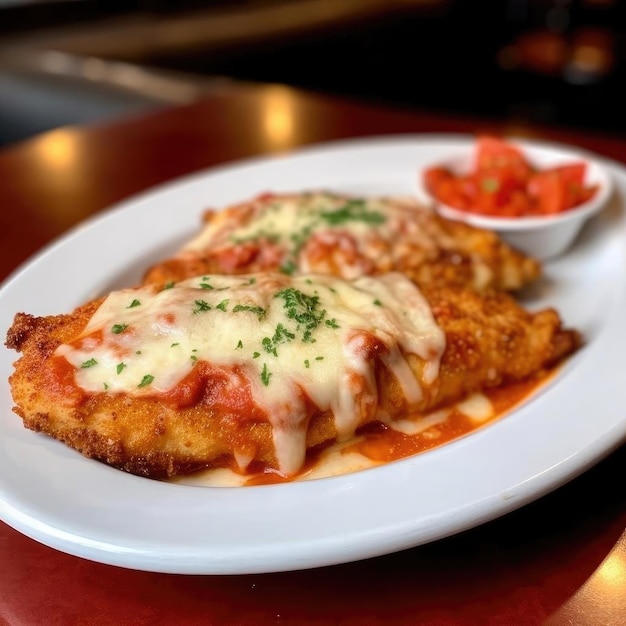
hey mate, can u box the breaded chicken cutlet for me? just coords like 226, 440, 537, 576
142, 191, 540, 292
6, 273, 579, 480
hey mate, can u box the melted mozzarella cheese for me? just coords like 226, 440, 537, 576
181, 192, 456, 267
456, 393, 494, 423
56, 272, 445, 475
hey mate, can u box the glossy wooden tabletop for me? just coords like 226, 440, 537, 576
1, 81, 625, 626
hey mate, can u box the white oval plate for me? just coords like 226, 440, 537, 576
1, 135, 625, 575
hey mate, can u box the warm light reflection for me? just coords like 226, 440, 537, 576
546, 534, 626, 624
593, 547, 626, 591
30, 129, 89, 228
34, 129, 80, 172
262, 86, 296, 149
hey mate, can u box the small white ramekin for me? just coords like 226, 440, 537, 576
418, 141, 613, 261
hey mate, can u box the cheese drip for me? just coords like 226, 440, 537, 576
56, 273, 445, 475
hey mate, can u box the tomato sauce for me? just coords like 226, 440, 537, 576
239, 374, 550, 487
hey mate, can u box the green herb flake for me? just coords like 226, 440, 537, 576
253, 351, 260, 359
304, 359, 310, 368
279, 259, 297, 275
81, 358, 98, 369
193, 299, 212, 314
262, 337, 278, 357
232, 304, 266, 319
171, 342, 180, 347
236, 340, 243, 350
275, 287, 326, 343
112, 323, 128, 334
373, 299, 382, 306
216, 299, 229, 312
320, 199, 386, 226
138, 374, 154, 388
260, 363, 272, 387
325, 319, 340, 329
127, 299, 141, 308
162, 281, 175, 290
116, 362, 126, 375
273, 323, 295, 344
199, 281, 214, 290
481, 178, 500, 193
315, 356, 324, 361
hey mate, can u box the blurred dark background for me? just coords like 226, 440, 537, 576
1, 0, 626, 147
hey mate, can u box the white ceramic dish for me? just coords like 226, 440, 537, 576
1, 134, 625, 575
415, 139, 613, 260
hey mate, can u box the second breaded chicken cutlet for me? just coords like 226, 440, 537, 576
143, 191, 540, 292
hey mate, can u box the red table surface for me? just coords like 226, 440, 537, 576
0, 81, 625, 626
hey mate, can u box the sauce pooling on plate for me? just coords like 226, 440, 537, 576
173, 375, 545, 487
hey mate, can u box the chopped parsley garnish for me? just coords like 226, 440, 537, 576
81, 358, 98, 368
171, 342, 180, 347
320, 199, 386, 226
262, 323, 297, 357
116, 362, 126, 374
273, 323, 296, 343
162, 281, 175, 290
103, 383, 109, 390
262, 337, 277, 357
325, 318, 340, 329
315, 356, 324, 361
127, 299, 141, 308
232, 304, 266, 319
260, 363, 272, 386
112, 323, 128, 334
216, 299, 229, 312
138, 374, 154, 388
253, 352, 260, 359
279, 259, 297, 275
275, 287, 326, 343
373, 299, 382, 306
199, 281, 214, 290
236, 340, 243, 349
193, 299, 212, 314
289, 224, 314, 252
304, 359, 310, 368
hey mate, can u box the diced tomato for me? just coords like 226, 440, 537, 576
423, 166, 453, 195
475, 136, 532, 182
527, 170, 568, 214
471, 169, 526, 215
422, 136, 598, 218
551, 163, 587, 184
435, 177, 471, 211
423, 167, 469, 210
